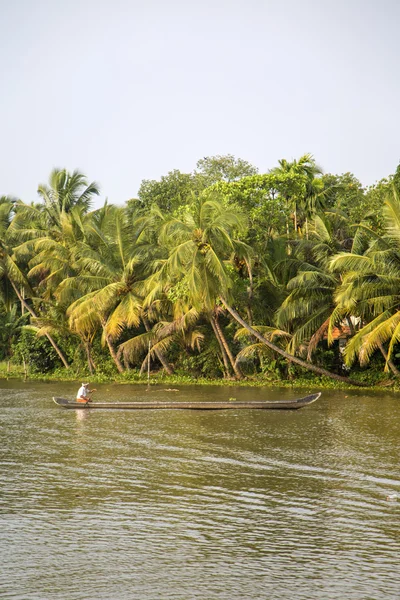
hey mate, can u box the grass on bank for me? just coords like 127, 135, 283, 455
0, 361, 398, 391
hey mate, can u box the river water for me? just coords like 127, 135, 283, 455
1, 381, 399, 599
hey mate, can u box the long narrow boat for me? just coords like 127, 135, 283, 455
53, 392, 320, 410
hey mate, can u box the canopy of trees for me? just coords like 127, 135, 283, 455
2, 157, 400, 385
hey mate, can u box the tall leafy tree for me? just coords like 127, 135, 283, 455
270, 153, 323, 235
195, 154, 258, 185
137, 170, 200, 213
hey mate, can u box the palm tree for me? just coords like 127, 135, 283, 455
143, 196, 248, 379
145, 195, 364, 385
271, 154, 323, 235
12, 168, 101, 295
330, 188, 400, 374
37, 168, 100, 218
220, 298, 365, 385
0, 197, 19, 311
0, 196, 70, 368
7, 169, 102, 370
59, 208, 140, 372
59, 205, 173, 374
234, 324, 292, 375
119, 306, 203, 376
276, 211, 353, 357
13, 205, 90, 299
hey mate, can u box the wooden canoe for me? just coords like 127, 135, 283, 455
53, 392, 320, 410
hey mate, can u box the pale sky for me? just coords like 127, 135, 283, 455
1, 0, 399, 207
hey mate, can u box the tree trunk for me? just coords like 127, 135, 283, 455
140, 354, 148, 376
210, 315, 231, 378
139, 340, 152, 379
346, 316, 356, 336
85, 341, 95, 375
243, 258, 254, 325
142, 317, 174, 375
213, 313, 243, 380
105, 332, 125, 373
220, 297, 368, 387
10, 280, 70, 369
100, 319, 125, 373
285, 198, 290, 240
377, 341, 400, 377
122, 354, 130, 371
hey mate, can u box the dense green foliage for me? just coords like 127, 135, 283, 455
1, 157, 400, 386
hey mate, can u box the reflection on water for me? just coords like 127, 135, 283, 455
75, 407, 90, 423
1, 381, 400, 599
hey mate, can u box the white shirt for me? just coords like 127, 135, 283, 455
77, 385, 89, 399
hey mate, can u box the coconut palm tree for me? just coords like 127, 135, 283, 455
143, 196, 249, 379
270, 154, 323, 235
58, 207, 140, 372
37, 168, 100, 219
145, 195, 364, 385
12, 178, 138, 373
11, 168, 101, 295
276, 211, 354, 357
59, 205, 173, 374
10, 199, 111, 368
0, 196, 70, 368
330, 188, 400, 374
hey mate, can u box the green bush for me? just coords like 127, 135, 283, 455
177, 343, 225, 379
11, 330, 61, 373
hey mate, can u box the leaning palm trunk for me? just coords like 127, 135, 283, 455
10, 281, 70, 369
139, 354, 149, 376
100, 319, 125, 373
220, 297, 367, 387
212, 313, 243, 380
21, 287, 25, 315
377, 341, 400, 377
210, 315, 232, 378
143, 317, 174, 375
243, 258, 254, 325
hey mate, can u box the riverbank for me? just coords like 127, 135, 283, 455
0, 362, 398, 391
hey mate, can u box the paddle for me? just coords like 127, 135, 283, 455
84, 388, 97, 405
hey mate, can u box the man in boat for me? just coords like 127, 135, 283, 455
76, 383, 94, 403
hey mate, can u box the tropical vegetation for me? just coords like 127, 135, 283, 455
2, 155, 400, 387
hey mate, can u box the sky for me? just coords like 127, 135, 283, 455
1, 0, 400, 207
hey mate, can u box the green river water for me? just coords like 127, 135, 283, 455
1, 381, 399, 599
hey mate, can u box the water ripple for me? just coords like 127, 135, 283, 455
1, 383, 400, 599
